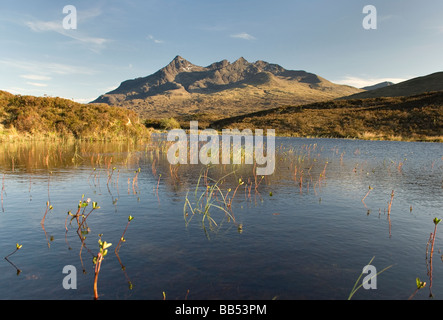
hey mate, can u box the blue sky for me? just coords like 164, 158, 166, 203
1, 0, 443, 102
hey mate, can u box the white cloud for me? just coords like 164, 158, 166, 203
26, 19, 109, 48
26, 20, 61, 32
230, 32, 256, 40
333, 76, 408, 88
0, 58, 97, 76
21, 74, 52, 81
147, 35, 164, 44
73, 97, 95, 104
26, 82, 48, 87
25, 6, 109, 52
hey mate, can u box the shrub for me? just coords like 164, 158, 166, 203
159, 117, 181, 130
0, 92, 151, 140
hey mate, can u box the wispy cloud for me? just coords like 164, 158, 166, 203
147, 35, 164, 44
333, 76, 408, 88
26, 82, 48, 87
0, 58, 97, 76
20, 74, 52, 81
25, 7, 110, 51
230, 32, 256, 40
26, 20, 109, 48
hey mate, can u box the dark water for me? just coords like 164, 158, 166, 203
0, 137, 441, 300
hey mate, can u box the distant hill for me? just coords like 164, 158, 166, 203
343, 72, 443, 99
92, 55, 363, 120
0, 91, 149, 141
210, 91, 443, 142
361, 81, 394, 91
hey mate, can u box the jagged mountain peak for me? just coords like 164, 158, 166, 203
162, 55, 202, 75
233, 56, 249, 64
91, 55, 364, 118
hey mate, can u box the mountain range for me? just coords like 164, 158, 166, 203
92, 55, 363, 119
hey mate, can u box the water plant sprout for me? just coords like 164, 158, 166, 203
409, 278, 427, 300
426, 217, 441, 297
115, 215, 134, 290
40, 201, 53, 226
4, 243, 22, 275
115, 215, 134, 253
93, 235, 112, 300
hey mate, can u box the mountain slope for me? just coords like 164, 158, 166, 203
343, 72, 443, 99
361, 81, 394, 91
92, 56, 363, 119
210, 91, 443, 142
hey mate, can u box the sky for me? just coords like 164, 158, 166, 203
1, 0, 443, 103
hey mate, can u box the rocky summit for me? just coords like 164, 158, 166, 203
91, 55, 364, 119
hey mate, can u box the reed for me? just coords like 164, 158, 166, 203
40, 201, 53, 226
361, 186, 373, 209
132, 168, 141, 194
425, 217, 441, 297
362, 186, 373, 202
387, 190, 394, 215
115, 215, 134, 253
347, 256, 393, 300
227, 178, 244, 209
184, 169, 237, 234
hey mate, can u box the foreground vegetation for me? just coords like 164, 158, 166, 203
210, 91, 443, 142
1, 89, 441, 142
0, 91, 151, 141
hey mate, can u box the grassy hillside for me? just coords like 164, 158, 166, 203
342, 72, 443, 100
0, 91, 151, 141
210, 91, 443, 142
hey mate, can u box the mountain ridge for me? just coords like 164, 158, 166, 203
91, 56, 364, 119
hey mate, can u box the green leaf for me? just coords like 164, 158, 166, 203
416, 277, 426, 289
102, 241, 112, 249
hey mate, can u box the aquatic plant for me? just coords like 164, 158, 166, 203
362, 185, 373, 202
226, 178, 244, 209
4, 243, 22, 275
409, 278, 427, 300
347, 256, 393, 300
93, 234, 112, 300
115, 215, 134, 253
387, 190, 394, 215
132, 168, 141, 194
426, 217, 441, 297
40, 201, 53, 225
184, 169, 237, 234
76, 200, 100, 235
